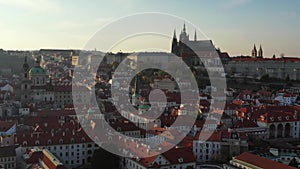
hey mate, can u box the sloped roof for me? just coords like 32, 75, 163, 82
234, 152, 296, 169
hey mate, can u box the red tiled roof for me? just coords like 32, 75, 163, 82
233, 119, 258, 128
15, 115, 93, 146
162, 147, 195, 164
234, 152, 296, 169
27, 149, 67, 169
0, 121, 15, 132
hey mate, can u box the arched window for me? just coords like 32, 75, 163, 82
47, 139, 52, 145
59, 139, 64, 144
23, 141, 28, 146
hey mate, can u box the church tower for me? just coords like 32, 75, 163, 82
171, 29, 178, 55
258, 45, 263, 58
251, 44, 257, 57
194, 29, 197, 41
179, 23, 189, 43
21, 56, 32, 104
131, 75, 141, 107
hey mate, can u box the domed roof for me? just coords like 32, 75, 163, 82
29, 66, 46, 75
139, 104, 150, 110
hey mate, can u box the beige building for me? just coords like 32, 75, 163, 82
226, 57, 300, 80
224, 152, 295, 169
0, 146, 16, 169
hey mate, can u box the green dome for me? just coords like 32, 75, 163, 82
139, 104, 150, 110
29, 66, 46, 75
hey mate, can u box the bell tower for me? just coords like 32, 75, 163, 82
21, 56, 32, 104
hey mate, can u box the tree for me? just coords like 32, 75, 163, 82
92, 143, 120, 169
260, 74, 269, 82
288, 158, 298, 168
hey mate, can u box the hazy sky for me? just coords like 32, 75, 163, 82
0, 0, 299, 57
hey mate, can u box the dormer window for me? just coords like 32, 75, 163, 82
270, 117, 274, 121
81, 137, 86, 142
59, 139, 64, 144
178, 158, 184, 163
47, 139, 52, 145
278, 116, 282, 121
35, 140, 40, 146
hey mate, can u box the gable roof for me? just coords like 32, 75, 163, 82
234, 152, 296, 169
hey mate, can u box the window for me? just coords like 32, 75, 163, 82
23, 141, 27, 146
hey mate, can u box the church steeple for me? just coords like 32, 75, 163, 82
251, 44, 257, 57
171, 29, 178, 55
173, 29, 177, 39
179, 22, 189, 43
258, 44, 263, 58
23, 56, 30, 72
194, 29, 197, 41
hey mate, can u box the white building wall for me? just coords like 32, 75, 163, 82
193, 141, 221, 163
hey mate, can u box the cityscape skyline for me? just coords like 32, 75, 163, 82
0, 0, 300, 57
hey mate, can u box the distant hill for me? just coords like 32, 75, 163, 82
0, 53, 34, 74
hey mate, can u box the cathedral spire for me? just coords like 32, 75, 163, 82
252, 44, 257, 57
173, 29, 177, 39
194, 29, 197, 41
258, 44, 263, 57
183, 22, 186, 33
171, 29, 178, 55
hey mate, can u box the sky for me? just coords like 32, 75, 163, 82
0, 0, 299, 57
